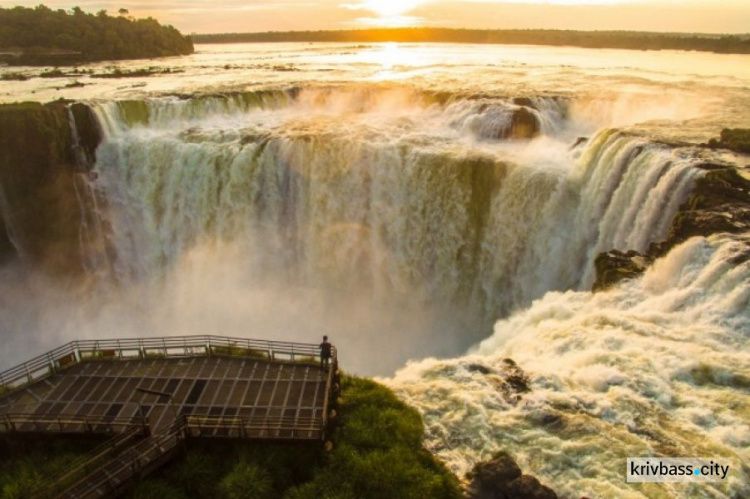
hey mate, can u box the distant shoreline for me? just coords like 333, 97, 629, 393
191, 28, 750, 55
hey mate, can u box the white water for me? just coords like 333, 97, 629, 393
1, 43, 749, 498
389, 235, 750, 498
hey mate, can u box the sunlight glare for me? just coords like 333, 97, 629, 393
360, 0, 423, 18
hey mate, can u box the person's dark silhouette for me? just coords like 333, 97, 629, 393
319, 335, 332, 368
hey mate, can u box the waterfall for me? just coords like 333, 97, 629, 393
67, 107, 111, 276
0, 182, 24, 260
86, 88, 702, 329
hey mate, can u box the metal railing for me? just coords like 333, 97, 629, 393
60, 422, 186, 499
0, 335, 337, 397
182, 414, 324, 439
0, 414, 148, 435
30, 425, 145, 499
57, 408, 335, 499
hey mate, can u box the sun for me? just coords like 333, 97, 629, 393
359, 0, 423, 18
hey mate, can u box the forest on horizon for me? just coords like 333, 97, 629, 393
193, 28, 750, 54
0, 5, 194, 65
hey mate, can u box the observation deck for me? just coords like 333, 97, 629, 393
0, 336, 339, 498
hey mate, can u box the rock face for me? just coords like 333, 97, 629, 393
593, 250, 654, 291
466, 452, 558, 499
593, 163, 750, 290
665, 165, 750, 244
0, 101, 101, 274
507, 107, 540, 139
473, 104, 541, 140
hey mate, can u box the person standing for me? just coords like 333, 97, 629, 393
319, 335, 332, 368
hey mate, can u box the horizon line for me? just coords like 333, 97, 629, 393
189, 27, 750, 38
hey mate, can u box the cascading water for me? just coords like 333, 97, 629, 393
88, 87, 701, 334
388, 234, 750, 498
0, 182, 23, 260
67, 106, 112, 276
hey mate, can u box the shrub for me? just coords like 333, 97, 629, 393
220, 462, 274, 499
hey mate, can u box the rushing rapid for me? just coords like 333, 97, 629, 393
389, 234, 750, 498
1, 43, 748, 498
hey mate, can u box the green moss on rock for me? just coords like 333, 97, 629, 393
0, 102, 78, 271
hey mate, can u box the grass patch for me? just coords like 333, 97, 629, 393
135, 376, 460, 498
0, 73, 29, 81
0, 437, 102, 498
38, 68, 66, 78
91, 67, 184, 79
0, 377, 461, 498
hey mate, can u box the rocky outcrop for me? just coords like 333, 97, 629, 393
706, 128, 750, 154
663, 165, 750, 245
507, 107, 540, 140
466, 452, 557, 499
0, 101, 101, 274
594, 162, 750, 290
593, 250, 654, 291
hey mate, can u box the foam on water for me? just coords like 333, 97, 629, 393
388, 235, 750, 497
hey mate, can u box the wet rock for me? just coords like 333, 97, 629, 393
502, 358, 532, 394
662, 166, 750, 248
507, 107, 540, 140
593, 249, 654, 291
528, 411, 565, 430
69, 102, 102, 168
512, 97, 536, 109
506, 475, 558, 499
593, 163, 750, 291
0, 101, 82, 273
468, 364, 494, 375
467, 452, 558, 499
571, 137, 588, 150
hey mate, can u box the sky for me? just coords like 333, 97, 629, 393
4, 0, 750, 34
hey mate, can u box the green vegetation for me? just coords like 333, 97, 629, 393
0, 5, 194, 66
131, 376, 461, 498
707, 128, 750, 154
0, 377, 461, 498
0, 73, 28, 81
90, 67, 184, 79
209, 343, 268, 359
0, 437, 101, 498
193, 28, 750, 54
